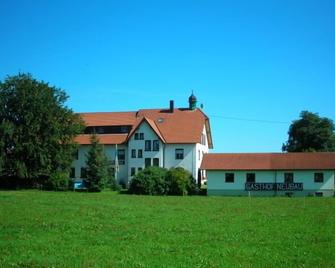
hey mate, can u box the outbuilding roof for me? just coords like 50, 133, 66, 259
76, 108, 213, 147
201, 153, 335, 170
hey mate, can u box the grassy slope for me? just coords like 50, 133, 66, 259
0, 191, 334, 267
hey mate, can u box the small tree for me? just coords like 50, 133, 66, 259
166, 167, 196, 195
129, 166, 168, 195
85, 134, 113, 192
283, 111, 335, 152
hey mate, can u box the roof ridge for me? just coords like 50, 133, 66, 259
78, 111, 137, 114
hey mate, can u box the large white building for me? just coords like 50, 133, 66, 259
71, 94, 213, 185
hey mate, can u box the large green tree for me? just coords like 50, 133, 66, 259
282, 111, 335, 152
85, 134, 114, 192
0, 73, 84, 186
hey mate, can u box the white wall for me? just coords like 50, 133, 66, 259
207, 170, 335, 197
127, 121, 163, 182
195, 125, 210, 182
71, 144, 128, 183
164, 144, 196, 178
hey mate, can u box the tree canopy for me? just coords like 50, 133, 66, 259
0, 73, 84, 186
282, 111, 335, 152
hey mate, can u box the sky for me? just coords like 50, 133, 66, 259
1, 0, 335, 153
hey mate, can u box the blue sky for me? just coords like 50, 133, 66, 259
1, 0, 335, 152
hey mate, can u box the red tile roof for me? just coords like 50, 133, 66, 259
77, 108, 213, 147
201, 153, 335, 170
78, 112, 137, 126
74, 134, 128, 145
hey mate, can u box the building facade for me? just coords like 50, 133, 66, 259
201, 153, 335, 197
71, 95, 213, 185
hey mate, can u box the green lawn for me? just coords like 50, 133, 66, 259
0, 191, 334, 267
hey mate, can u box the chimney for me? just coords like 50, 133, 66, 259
169, 100, 174, 113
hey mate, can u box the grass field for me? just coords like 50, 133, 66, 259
0, 191, 335, 267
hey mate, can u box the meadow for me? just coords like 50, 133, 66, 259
0, 191, 334, 267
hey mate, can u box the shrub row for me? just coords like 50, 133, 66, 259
128, 166, 197, 196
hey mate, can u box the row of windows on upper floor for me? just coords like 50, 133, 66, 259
131, 148, 184, 160
73, 139, 161, 161
71, 157, 161, 178
130, 148, 184, 160
84, 126, 132, 134
223, 172, 325, 183
73, 148, 185, 167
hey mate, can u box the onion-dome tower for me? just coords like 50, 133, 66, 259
188, 92, 197, 110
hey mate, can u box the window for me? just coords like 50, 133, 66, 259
70, 167, 75, 178
153, 140, 159, 151
153, 158, 159, 167
201, 134, 207, 145
97, 127, 104, 134
145, 140, 151, 151
117, 149, 125, 165
314, 173, 324, 183
138, 149, 143, 158
139, 133, 144, 140
138, 167, 143, 172
73, 149, 79, 160
81, 168, 87, 178
135, 133, 139, 140
315, 192, 323, 197
175, 149, 184, 160
284, 173, 294, 183
145, 158, 151, 168
120, 126, 128, 133
131, 167, 136, 176
246, 173, 255, 183
131, 149, 136, 158
225, 173, 234, 183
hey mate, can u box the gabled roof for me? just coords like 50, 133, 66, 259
136, 108, 212, 146
74, 134, 128, 145
77, 108, 213, 147
127, 117, 166, 142
201, 152, 335, 170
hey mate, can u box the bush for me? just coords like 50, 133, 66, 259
129, 167, 168, 195
128, 166, 198, 196
43, 171, 69, 191
166, 167, 197, 195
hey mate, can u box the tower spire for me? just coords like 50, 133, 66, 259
188, 91, 197, 110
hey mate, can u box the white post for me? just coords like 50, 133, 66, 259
115, 144, 119, 182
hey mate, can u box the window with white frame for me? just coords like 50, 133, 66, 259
175, 149, 184, 160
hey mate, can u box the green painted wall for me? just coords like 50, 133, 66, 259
207, 170, 335, 197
